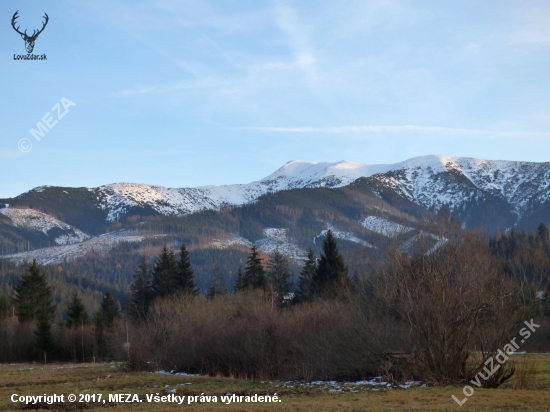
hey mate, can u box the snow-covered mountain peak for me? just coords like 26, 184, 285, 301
10, 155, 550, 225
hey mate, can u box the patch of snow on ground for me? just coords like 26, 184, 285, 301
399, 232, 447, 254
360, 216, 413, 236
211, 234, 253, 250
151, 371, 427, 392
212, 229, 308, 262
153, 370, 199, 377
256, 228, 308, 262
1, 230, 157, 265
315, 226, 375, 248
273, 376, 426, 392
0, 208, 90, 245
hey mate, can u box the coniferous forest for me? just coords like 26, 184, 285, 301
1, 218, 549, 384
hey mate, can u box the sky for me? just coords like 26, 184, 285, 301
1, 0, 550, 198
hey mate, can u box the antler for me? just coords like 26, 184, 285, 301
32, 13, 49, 38
11, 11, 27, 37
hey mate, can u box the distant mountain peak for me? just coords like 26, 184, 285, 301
4, 155, 550, 228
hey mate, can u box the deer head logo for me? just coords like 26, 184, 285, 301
11, 11, 49, 54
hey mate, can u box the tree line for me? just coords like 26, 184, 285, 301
1, 221, 549, 385
130, 230, 349, 318
0, 230, 350, 362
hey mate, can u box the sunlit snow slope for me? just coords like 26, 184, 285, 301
90, 155, 550, 222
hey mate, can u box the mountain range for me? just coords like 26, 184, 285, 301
1, 154, 549, 269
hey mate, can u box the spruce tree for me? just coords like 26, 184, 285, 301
94, 292, 120, 357
151, 244, 177, 298
298, 248, 317, 301
99, 291, 120, 325
537, 222, 549, 242
66, 293, 89, 327
235, 265, 246, 292
244, 245, 265, 290
207, 263, 227, 299
266, 251, 294, 306
312, 230, 349, 297
14, 260, 56, 323
0, 293, 9, 318
131, 256, 151, 320
174, 244, 197, 294
35, 312, 55, 361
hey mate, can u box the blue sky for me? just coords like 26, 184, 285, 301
1, 0, 550, 198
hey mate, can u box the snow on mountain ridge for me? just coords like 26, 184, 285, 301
380, 156, 550, 215
18, 155, 550, 222
0, 208, 90, 245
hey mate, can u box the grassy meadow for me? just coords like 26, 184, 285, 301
0, 354, 549, 411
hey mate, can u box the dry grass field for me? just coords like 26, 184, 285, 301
1, 355, 549, 411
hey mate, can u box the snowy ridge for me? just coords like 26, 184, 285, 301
90, 160, 409, 221
73, 155, 550, 222
15, 156, 550, 226
368, 156, 550, 216
0, 207, 90, 245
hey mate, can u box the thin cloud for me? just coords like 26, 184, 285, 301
234, 125, 550, 138
273, 1, 318, 82
112, 77, 234, 97
507, 4, 550, 48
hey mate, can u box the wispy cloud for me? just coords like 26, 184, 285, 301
273, 1, 318, 82
507, 4, 550, 48
112, 77, 234, 97
0, 149, 25, 158
234, 125, 550, 138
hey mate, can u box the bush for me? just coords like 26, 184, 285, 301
129, 292, 379, 381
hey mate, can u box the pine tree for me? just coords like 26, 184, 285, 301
151, 244, 177, 298
99, 291, 120, 326
174, 244, 197, 294
298, 248, 317, 301
235, 265, 246, 292
266, 251, 294, 306
94, 291, 120, 357
66, 293, 89, 327
14, 260, 56, 323
35, 312, 55, 361
537, 222, 549, 242
206, 263, 227, 299
312, 230, 349, 298
0, 293, 9, 318
131, 256, 151, 320
244, 245, 266, 290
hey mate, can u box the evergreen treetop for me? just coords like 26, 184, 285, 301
243, 245, 266, 290
65, 292, 89, 327
151, 244, 177, 298
298, 247, 317, 301
206, 262, 227, 299
131, 255, 151, 320
14, 260, 56, 323
312, 230, 349, 297
175, 243, 197, 294
537, 222, 549, 242
97, 291, 120, 326
235, 265, 245, 292
266, 251, 294, 306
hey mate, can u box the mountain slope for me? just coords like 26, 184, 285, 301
0, 208, 89, 245
1, 155, 549, 244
